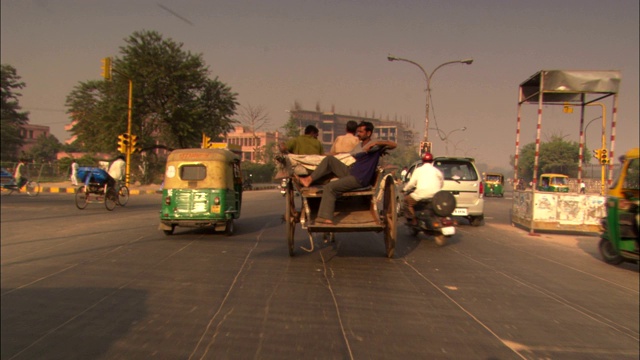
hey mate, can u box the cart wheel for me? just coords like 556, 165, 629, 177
117, 185, 129, 206
75, 186, 88, 209
225, 219, 235, 236
105, 188, 117, 211
163, 225, 175, 236
383, 178, 397, 258
598, 238, 624, 265
286, 183, 296, 256
25, 181, 40, 196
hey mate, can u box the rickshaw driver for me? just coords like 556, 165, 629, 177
296, 121, 397, 225
402, 153, 444, 225
107, 155, 126, 190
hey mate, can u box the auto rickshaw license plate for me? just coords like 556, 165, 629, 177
210, 205, 221, 213
452, 208, 468, 216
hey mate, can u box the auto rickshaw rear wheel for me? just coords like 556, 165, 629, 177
598, 238, 624, 265
163, 225, 175, 236
225, 219, 235, 236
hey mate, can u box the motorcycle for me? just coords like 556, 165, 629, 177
402, 190, 457, 246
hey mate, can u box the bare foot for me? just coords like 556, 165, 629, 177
315, 217, 334, 225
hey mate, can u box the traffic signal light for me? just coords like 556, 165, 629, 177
101, 57, 112, 80
202, 133, 212, 148
592, 149, 601, 161
600, 148, 608, 164
130, 134, 140, 153
117, 133, 129, 154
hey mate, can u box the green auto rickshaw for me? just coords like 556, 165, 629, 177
159, 145, 243, 236
599, 147, 639, 265
537, 173, 569, 192
484, 173, 504, 197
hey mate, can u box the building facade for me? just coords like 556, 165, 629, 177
223, 126, 282, 163
287, 110, 416, 152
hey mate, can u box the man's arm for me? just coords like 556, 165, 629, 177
363, 140, 397, 152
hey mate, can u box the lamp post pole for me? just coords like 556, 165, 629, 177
387, 55, 473, 154
429, 126, 467, 155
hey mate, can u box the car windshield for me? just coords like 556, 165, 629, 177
433, 160, 478, 181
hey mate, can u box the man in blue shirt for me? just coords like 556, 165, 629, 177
297, 121, 396, 224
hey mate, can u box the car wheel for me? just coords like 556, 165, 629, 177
470, 216, 483, 226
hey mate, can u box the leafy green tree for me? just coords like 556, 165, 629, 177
1, 64, 29, 161
65, 30, 238, 154
510, 135, 587, 181
383, 144, 420, 168
26, 134, 61, 163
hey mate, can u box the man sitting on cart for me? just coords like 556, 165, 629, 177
296, 121, 396, 225
108, 155, 126, 187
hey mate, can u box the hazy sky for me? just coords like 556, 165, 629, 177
2, 0, 638, 168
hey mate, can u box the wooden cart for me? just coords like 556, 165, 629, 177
281, 154, 397, 258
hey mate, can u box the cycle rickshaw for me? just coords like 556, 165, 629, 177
0, 167, 41, 196
278, 149, 398, 258
75, 167, 129, 211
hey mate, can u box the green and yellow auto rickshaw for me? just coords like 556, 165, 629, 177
159, 145, 243, 236
599, 147, 639, 265
484, 173, 504, 197
537, 173, 569, 192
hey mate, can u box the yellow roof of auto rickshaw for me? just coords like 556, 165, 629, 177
167, 148, 240, 163
540, 173, 568, 178
485, 172, 504, 177
623, 147, 639, 159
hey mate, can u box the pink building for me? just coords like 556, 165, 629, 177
223, 126, 281, 163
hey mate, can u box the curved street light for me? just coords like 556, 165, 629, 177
429, 126, 467, 155
387, 54, 473, 151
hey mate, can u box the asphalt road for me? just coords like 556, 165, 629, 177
1, 190, 638, 359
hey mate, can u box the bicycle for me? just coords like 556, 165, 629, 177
114, 182, 130, 206
1, 178, 40, 196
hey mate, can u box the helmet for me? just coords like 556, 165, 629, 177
422, 153, 434, 163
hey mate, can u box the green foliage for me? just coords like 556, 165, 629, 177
510, 135, 586, 180
282, 114, 300, 139
26, 134, 62, 163
383, 144, 420, 168
65, 30, 238, 155
241, 161, 276, 183
1, 64, 29, 161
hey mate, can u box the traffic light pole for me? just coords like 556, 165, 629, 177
125, 79, 133, 188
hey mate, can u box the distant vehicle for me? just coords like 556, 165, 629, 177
405, 156, 484, 226
484, 173, 504, 197
537, 174, 569, 192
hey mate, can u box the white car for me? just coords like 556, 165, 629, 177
405, 157, 484, 226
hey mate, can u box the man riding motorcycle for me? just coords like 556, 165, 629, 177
403, 153, 444, 225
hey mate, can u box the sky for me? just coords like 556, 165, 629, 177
1, 0, 638, 168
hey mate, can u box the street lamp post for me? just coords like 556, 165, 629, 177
387, 55, 473, 154
429, 126, 467, 155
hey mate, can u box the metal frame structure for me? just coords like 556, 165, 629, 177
513, 70, 621, 234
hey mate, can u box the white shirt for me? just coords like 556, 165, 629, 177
108, 159, 126, 181
403, 163, 444, 200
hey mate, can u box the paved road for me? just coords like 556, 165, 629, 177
1, 191, 638, 359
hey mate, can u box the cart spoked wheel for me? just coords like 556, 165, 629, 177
598, 238, 624, 265
383, 177, 397, 258
26, 181, 40, 196
75, 186, 88, 209
104, 186, 117, 211
286, 182, 296, 256
117, 185, 129, 206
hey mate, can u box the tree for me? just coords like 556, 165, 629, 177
510, 135, 586, 181
1, 64, 29, 161
26, 134, 61, 163
65, 30, 238, 154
